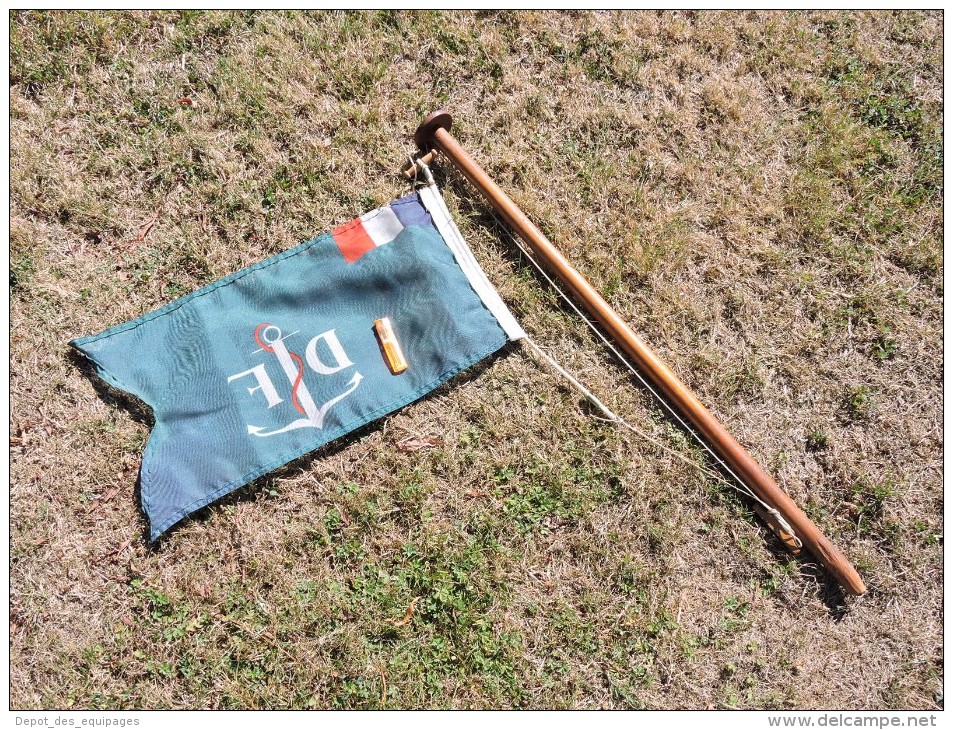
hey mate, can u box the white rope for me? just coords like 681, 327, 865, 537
408, 154, 434, 188
473, 191, 801, 546
522, 337, 618, 422
403, 152, 800, 548
523, 336, 800, 547
523, 337, 726, 477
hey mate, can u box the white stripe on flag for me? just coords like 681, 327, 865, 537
418, 185, 526, 342
360, 206, 404, 247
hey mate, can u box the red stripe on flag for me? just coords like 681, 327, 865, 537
333, 220, 376, 263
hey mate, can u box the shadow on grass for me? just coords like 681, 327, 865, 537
803, 563, 856, 621
68, 340, 517, 549
755, 525, 856, 620
68, 346, 156, 429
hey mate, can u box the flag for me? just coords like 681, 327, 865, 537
71, 185, 525, 540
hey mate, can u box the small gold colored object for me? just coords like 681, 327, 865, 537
373, 317, 408, 374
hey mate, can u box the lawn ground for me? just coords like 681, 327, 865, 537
9, 10, 943, 709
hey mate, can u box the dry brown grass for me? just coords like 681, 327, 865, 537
10, 10, 942, 709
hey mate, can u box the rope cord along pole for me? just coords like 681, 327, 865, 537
414, 110, 866, 597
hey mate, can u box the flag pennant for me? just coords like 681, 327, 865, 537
72, 186, 524, 540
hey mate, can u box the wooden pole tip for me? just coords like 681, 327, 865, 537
414, 110, 453, 149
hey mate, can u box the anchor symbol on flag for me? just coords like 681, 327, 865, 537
227, 323, 363, 438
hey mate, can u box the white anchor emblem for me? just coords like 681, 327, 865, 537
226, 323, 363, 438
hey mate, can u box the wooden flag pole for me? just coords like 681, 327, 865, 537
414, 110, 866, 597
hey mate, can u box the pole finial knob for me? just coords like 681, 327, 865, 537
414, 110, 453, 150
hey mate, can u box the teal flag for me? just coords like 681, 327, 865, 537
72, 185, 524, 540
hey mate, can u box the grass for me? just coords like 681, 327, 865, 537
10, 10, 942, 710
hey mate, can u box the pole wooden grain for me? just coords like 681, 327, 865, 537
414, 110, 866, 597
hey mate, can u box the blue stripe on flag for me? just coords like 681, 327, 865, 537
391, 193, 435, 230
